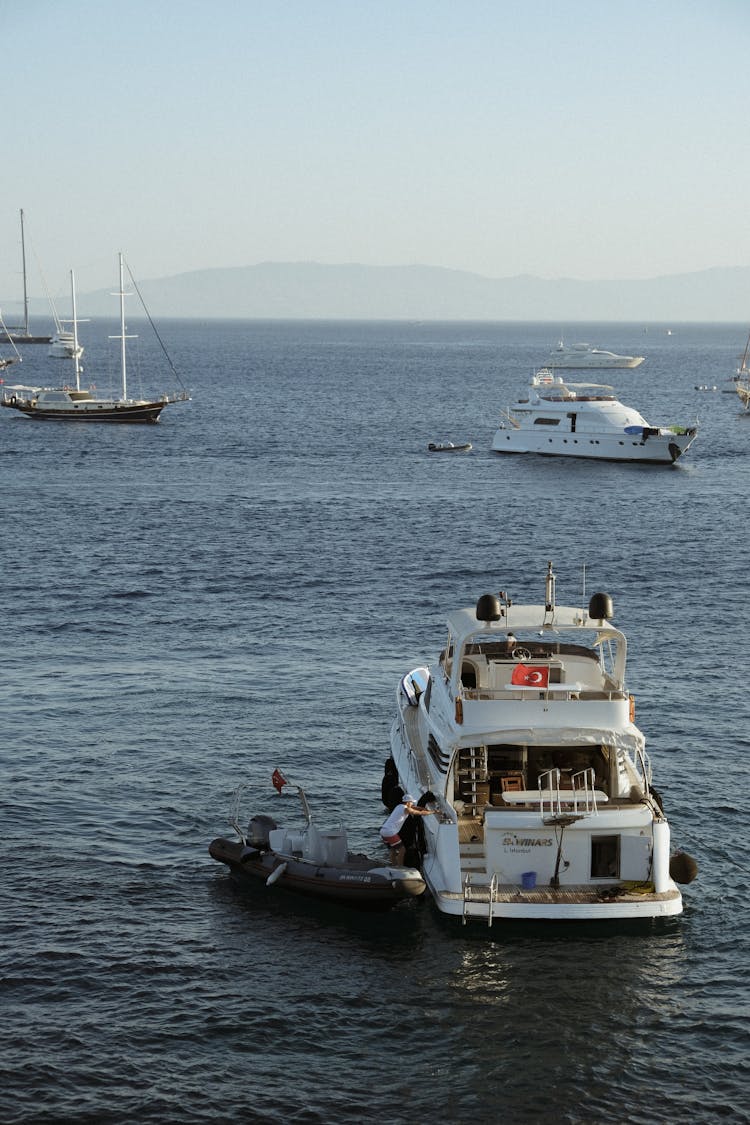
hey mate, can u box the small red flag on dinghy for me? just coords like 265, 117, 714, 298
511, 664, 549, 687
272, 768, 288, 794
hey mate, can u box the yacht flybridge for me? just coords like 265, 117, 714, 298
385, 563, 696, 925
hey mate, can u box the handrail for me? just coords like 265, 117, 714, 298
538, 768, 562, 816
538, 768, 601, 817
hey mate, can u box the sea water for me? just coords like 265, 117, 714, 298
1, 320, 748, 1123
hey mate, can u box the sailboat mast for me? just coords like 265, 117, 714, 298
20, 208, 29, 337
71, 269, 81, 392
119, 252, 127, 400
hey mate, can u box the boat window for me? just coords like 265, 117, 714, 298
533, 417, 560, 426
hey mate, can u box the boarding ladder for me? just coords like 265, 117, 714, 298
463, 871, 499, 927
457, 745, 489, 816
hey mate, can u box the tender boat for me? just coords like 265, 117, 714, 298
428, 441, 472, 452
491, 368, 697, 463
545, 341, 645, 369
209, 775, 426, 910
1, 256, 189, 424
384, 562, 697, 925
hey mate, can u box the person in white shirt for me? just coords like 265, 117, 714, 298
380, 792, 435, 865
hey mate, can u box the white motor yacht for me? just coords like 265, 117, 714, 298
385, 563, 696, 925
491, 369, 697, 464
546, 342, 644, 369
48, 329, 84, 360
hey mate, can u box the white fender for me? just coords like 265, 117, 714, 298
266, 862, 288, 886
652, 820, 671, 893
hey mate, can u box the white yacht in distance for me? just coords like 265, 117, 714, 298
385, 563, 697, 925
491, 368, 697, 464
48, 328, 84, 360
546, 341, 644, 369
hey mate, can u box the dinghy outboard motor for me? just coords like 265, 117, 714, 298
476, 593, 502, 622
247, 814, 277, 848
588, 592, 614, 622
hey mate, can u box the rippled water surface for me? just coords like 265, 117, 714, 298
1, 320, 748, 1123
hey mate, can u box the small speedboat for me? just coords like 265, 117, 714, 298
209, 775, 426, 910
428, 441, 472, 452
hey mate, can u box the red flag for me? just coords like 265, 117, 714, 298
511, 664, 549, 687
272, 768, 288, 794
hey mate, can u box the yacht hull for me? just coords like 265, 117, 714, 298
490, 433, 695, 463
1, 399, 165, 423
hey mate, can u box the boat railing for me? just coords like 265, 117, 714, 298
537, 768, 601, 817
229, 783, 249, 843
463, 684, 625, 702
497, 407, 521, 430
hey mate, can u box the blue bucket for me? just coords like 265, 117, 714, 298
521, 871, 536, 890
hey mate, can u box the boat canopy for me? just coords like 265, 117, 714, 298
447, 723, 645, 754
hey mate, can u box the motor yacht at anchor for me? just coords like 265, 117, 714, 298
491, 368, 697, 463
545, 341, 644, 369
48, 329, 83, 360
385, 563, 696, 925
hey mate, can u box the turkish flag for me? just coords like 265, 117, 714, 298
272, 768, 288, 793
511, 664, 549, 687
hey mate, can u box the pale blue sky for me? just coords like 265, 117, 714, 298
3, 0, 749, 302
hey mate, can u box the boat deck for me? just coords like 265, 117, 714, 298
458, 817, 485, 843
439, 883, 679, 905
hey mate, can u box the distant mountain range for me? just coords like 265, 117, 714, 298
9, 262, 750, 322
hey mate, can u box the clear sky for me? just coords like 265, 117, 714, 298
3, 0, 750, 303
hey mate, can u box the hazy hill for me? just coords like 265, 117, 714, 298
14, 262, 750, 321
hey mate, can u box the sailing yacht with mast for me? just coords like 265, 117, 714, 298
0, 209, 51, 344
730, 329, 750, 407
1, 254, 189, 423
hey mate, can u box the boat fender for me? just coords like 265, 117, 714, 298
266, 862, 288, 886
669, 850, 698, 885
455, 697, 463, 724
